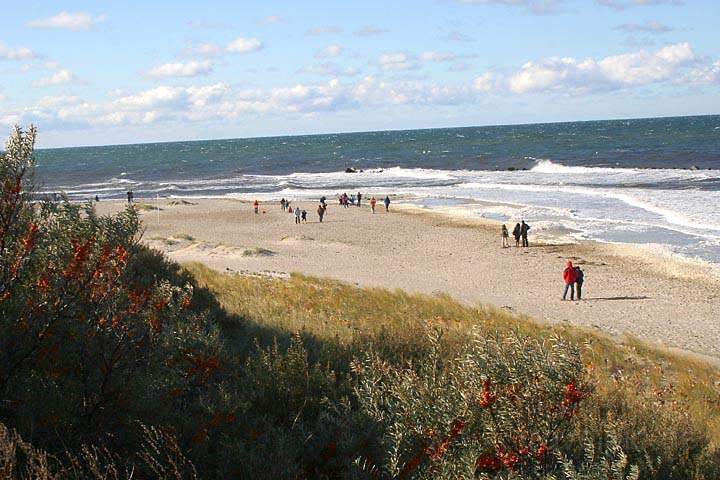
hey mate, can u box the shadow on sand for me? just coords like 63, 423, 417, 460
584, 296, 650, 301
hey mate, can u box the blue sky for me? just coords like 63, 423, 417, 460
1, 0, 718, 147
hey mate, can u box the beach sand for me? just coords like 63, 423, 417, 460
95, 198, 720, 362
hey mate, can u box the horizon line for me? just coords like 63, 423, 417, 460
34, 112, 719, 151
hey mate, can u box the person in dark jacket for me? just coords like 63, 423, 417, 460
574, 265, 584, 300
357, 192, 362, 207
317, 204, 325, 222
562, 260, 578, 301
384, 196, 391, 212
512, 223, 521, 247
520, 220, 530, 247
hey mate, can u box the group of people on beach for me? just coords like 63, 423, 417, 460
271, 193, 391, 224
501, 221, 531, 248
501, 221, 586, 300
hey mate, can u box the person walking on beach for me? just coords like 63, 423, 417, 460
253, 199, 259, 214
520, 220, 530, 247
562, 260, 578, 301
126, 190, 134, 204
512, 223, 521, 247
574, 265, 584, 300
294, 207, 301, 224
317, 204, 325, 222
357, 192, 362, 206
370, 197, 377, 214
281, 198, 287, 211
384, 196, 391, 212
301, 209, 307, 222
501, 224, 510, 248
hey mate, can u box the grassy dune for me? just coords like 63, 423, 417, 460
187, 262, 720, 477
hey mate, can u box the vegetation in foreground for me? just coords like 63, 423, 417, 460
1, 126, 719, 479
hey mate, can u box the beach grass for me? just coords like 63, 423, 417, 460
186, 262, 720, 473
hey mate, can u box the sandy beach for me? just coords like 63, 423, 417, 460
95, 197, 720, 361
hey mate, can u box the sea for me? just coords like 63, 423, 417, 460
34, 115, 720, 273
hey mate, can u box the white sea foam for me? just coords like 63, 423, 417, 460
57, 160, 720, 271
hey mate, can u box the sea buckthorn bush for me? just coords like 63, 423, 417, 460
0, 126, 226, 474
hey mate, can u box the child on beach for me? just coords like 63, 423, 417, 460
295, 207, 301, 224
501, 224, 509, 248
301, 210, 307, 222
253, 199, 259, 214
562, 260, 578, 301
512, 223, 521, 247
370, 197, 377, 213
574, 265, 584, 300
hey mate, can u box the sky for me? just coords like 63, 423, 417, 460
0, 0, 718, 148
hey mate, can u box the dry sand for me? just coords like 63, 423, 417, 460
95, 198, 720, 362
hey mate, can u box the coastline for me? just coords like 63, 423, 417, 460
94, 197, 720, 362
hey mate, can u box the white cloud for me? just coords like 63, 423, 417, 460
33, 69, 79, 87
297, 62, 360, 76
507, 42, 697, 93
454, 0, 563, 14
306, 25, 342, 36
615, 20, 673, 33
225, 37, 264, 54
183, 37, 263, 57
596, 0, 683, 10
315, 45, 342, 59
9, 77, 476, 130
474, 72, 497, 91
148, 60, 213, 78
7, 43, 716, 132
354, 26, 389, 36
0, 42, 38, 61
421, 51, 458, 63
683, 61, 720, 85
28, 11, 107, 31
377, 52, 418, 71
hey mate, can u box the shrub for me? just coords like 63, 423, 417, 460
0, 127, 225, 472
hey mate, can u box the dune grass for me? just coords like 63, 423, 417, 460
187, 262, 720, 476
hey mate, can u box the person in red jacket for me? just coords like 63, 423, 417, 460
562, 260, 578, 301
